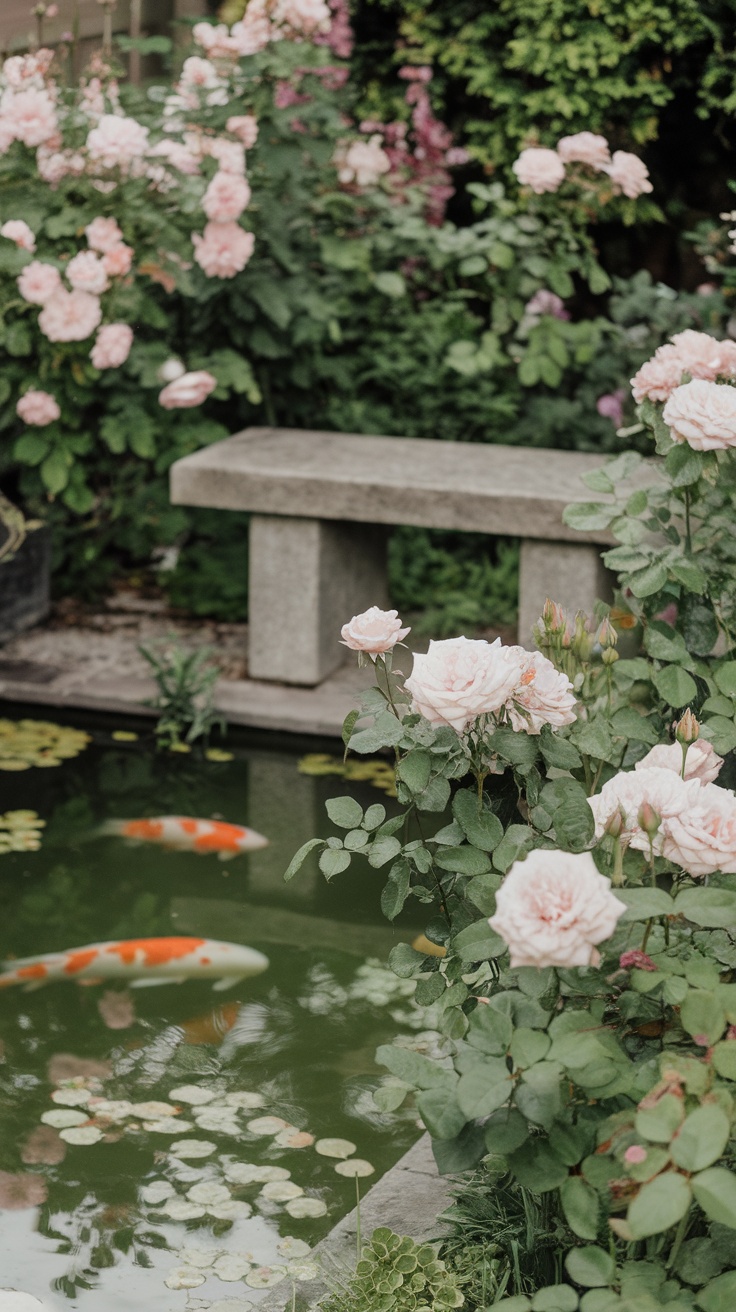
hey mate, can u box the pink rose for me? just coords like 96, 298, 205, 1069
206, 137, 246, 175
662, 379, 736, 451
226, 115, 259, 148
102, 243, 133, 277
192, 221, 255, 278
90, 323, 133, 369
636, 741, 724, 786
17, 260, 61, 304
606, 150, 653, 199
524, 289, 569, 320
158, 370, 217, 409
405, 637, 521, 734
86, 114, 149, 170
231, 15, 273, 56
202, 171, 252, 223
488, 849, 625, 969
38, 288, 102, 342
336, 136, 391, 188
512, 147, 565, 194
340, 607, 410, 657
179, 56, 220, 89
85, 216, 123, 252
16, 389, 60, 426
272, 0, 332, 33
1, 219, 36, 251
631, 347, 690, 404
504, 648, 577, 734
36, 145, 84, 184
0, 87, 57, 146
66, 250, 109, 295
192, 21, 243, 57
662, 781, 736, 877
588, 766, 701, 853
596, 390, 625, 426
557, 132, 611, 169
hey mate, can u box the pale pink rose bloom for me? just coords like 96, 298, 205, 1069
405, 637, 522, 734
0, 87, 57, 146
273, 0, 332, 33
227, 115, 259, 148
512, 147, 565, 194
597, 390, 625, 426
231, 9, 273, 55
66, 250, 109, 295
148, 137, 201, 176
1, 219, 36, 251
90, 323, 133, 369
668, 330, 736, 380
36, 145, 84, 183
202, 171, 252, 222
662, 781, 736, 877
192, 21, 242, 56
589, 766, 700, 853
524, 289, 569, 320
557, 132, 611, 169
336, 136, 391, 187
663, 378, 736, 451
158, 358, 186, 382
38, 288, 102, 342
340, 607, 410, 657
504, 648, 577, 734
636, 740, 724, 786
158, 369, 217, 409
206, 137, 246, 175
102, 243, 133, 277
192, 222, 255, 278
0, 1170, 48, 1210
488, 849, 625, 969
17, 260, 61, 304
606, 150, 653, 199
86, 114, 149, 169
630, 347, 689, 404
16, 389, 60, 426
85, 216, 123, 252
179, 56, 220, 89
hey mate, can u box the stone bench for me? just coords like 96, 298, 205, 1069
170, 427, 618, 687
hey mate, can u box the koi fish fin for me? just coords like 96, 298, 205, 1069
211, 975, 244, 992
94, 820, 128, 838
129, 975, 187, 988
22, 978, 49, 993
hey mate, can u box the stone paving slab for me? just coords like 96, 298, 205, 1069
258, 1134, 454, 1311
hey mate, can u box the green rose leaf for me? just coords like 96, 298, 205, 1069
396, 749, 432, 795
388, 943, 426, 977
681, 990, 726, 1045
452, 789, 504, 851
508, 1139, 568, 1193
431, 1123, 486, 1175
627, 1172, 692, 1240
325, 796, 364, 829
692, 1167, 736, 1229
375, 1043, 455, 1090
435, 846, 492, 876
635, 1092, 685, 1142
456, 1063, 511, 1119
695, 1270, 736, 1311
676, 888, 736, 929
319, 848, 351, 879
564, 1246, 615, 1289
671, 1105, 730, 1173
284, 837, 324, 882
451, 919, 506, 962
614, 888, 675, 921
349, 712, 404, 754
368, 836, 403, 868
531, 1285, 579, 1312
416, 1087, 466, 1141
560, 1177, 599, 1241
653, 665, 698, 708
484, 1108, 529, 1155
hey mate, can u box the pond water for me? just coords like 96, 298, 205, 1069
0, 710, 428, 1310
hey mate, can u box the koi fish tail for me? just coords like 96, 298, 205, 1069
94, 819, 128, 839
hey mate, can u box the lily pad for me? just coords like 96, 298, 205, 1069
50, 1089, 91, 1107
223, 1092, 265, 1110
334, 1159, 375, 1178
164, 1266, 206, 1289
224, 1163, 290, 1185
161, 1198, 207, 1220
41, 1109, 88, 1129
140, 1180, 176, 1204
187, 1182, 231, 1205
245, 1266, 287, 1289
169, 1085, 218, 1106
314, 1138, 356, 1159
209, 1200, 253, 1220
214, 1254, 252, 1281
132, 1101, 179, 1119
288, 1260, 320, 1281
146, 1118, 194, 1134
285, 1197, 328, 1219
178, 1245, 221, 1268
260, 1181, 304, 1202
274, 1128, 315, 1149
169, 1139, 217, 1159
246, 1116, 289, 1136
277, 1237, 312, 1259
59, 1126, 104, 1145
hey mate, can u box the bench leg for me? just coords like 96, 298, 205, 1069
248, 515, 389, 686
518, 540, 613, 648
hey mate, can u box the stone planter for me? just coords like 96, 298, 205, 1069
0, 524, 51, 644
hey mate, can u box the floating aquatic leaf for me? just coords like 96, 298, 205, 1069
88, 1098, 134, 1122
287, 1260, 320, 1281
132, 1101, 179, 1119
0, 1171, 48, 1209
224, 1163, 290, 1185
284, 1197, 328, 1219
334, 1159, 375, 1178
0, 719, 90, 770
245, 1266, 286, 1289
50, 1088, 91, 1107
169, 1085, 218, 1106
277, 1237, 312, 1259
297, 754, 396, 795
164, 1266, 206, 1289
205, 748, 234, 762
170, 1139, 217, 1159
0, 808, 45, 853
223, 1092, 265, 1110
193, 1108, 241, 1134
97, 990, 136, 1030
140, 1180, 176, 1204
169, 742, 192, 753
186, 1183, 231, 1206
273, 1128, 315, 1149
59, 1126, 104, 1145
21, 1125, 66, 1166
112, 731, 139, 742
209, 1200, 253, 1220
314, 1138, 356, 1160
147, 1118, 194, 1134
178, 1245, 221, 1269
41, 1109, 88, 1129
260, 1181, 304, 1203
161, 1198, 207, 1220
246, 1116, 289, 1136
214, 1255, 252, 1281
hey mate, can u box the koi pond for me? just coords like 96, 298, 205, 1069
0, 709, 430, 1310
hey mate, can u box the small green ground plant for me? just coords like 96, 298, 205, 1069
140, 639, 224, 749
321, 1229, 464, 1311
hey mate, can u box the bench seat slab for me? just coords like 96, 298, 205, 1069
248, 515, 389, 686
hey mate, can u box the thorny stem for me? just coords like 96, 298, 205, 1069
414, 809, 452, 930
684, 488, 692, 555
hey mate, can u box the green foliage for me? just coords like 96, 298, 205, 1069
139, 639, 225, 749
321, 1228, 465, 1311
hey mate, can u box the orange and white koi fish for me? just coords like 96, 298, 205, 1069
99, 816, 269, 858
0, 936, 269, 992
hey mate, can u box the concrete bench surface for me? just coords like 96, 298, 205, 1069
171, 426, 616, 543
170, 427, 636, 687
